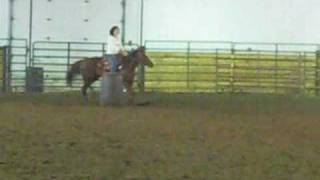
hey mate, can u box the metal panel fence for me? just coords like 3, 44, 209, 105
144, 40, 320, 95
32, 41, 107, 92
0, 47, 4, 92
31, 41, 142, 92
2, 39, 320, 95
0, 38, 28, 92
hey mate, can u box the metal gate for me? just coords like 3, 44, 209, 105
0, 38, 28, 92
144, 40, 320, 95
32, 41, 106, 92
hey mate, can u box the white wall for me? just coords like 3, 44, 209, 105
11, 0, 30, 41
0, 0, 9, 39
32, 0, 122, 42
125, 0, 141, 44
141, 0, 320, 43
1, 0, 320, 44
1, 0, 122, 42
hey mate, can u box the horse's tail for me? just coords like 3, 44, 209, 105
66, 61, 81, 87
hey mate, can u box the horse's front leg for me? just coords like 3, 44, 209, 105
81, 85, 89, 104
128, 86, 134, 105
82, 80, 95, 104
124, 82, 134, 105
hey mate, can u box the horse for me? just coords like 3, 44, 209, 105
66, 47, 153, 104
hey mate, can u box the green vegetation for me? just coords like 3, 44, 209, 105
0, 92, 320, 179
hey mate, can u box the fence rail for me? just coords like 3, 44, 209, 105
1, 38, 320, 95
144, 40, 320, 95
0, 38, 28, 92
31, 41, 107, 91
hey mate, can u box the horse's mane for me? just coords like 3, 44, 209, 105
121, 47, 145, 66
128, 49, 140, 57
122, 49, 140, 62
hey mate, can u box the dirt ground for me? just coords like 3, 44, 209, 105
0, 92, 319, 179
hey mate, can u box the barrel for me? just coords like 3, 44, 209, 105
100, 72, 126, 106
26, 67, 44, 93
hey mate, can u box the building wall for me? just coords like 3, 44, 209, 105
0, 0, 123, 43
0, 0, 10, 39
1, 0, 320, 44
141, 0, 320, 43
31, 0, 122, 42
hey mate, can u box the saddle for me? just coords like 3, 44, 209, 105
97, 56, 123, 74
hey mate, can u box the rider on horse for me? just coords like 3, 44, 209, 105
104, 26, 127, 72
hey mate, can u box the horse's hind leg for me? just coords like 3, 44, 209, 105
81, 81, 94, 104
81, 85, 89, 104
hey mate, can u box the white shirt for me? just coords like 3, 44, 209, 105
106, 35, 123, 55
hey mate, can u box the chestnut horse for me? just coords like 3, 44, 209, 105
66, 47, 153, 104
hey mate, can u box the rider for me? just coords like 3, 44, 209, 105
105, 26, 125, 72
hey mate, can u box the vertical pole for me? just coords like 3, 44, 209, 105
28, 0, 33, 67
67, 43, 71, 67
138, 0, 145, 93
1, 47, 5, 92
230, 49, 235, 93
4, 46, 11, 92
215, 49, 219, 93
303, 52, 306, 94
298, 52, 303, 94
257, 51, 261, 90
66, 43, 71, 88
31, 42, 35, 67
8, 0, 14, 44
316, 50, 320, 96
25, 41, 28, 92
140, 0, 144, 46
102, 43, 106, 56
7, 0, 14, 92
275, 44, 279, 94
121, 0, 126, 44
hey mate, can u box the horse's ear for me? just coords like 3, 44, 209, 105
139, 46, 146, 52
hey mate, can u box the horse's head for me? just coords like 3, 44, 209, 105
130, 46, 154, 68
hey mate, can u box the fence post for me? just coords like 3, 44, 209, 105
7, 46, 12, 92
3, 46, 11, 92
316, 50, 320, 95
138, 40, 145, 93
67, 42, 71, 67
102, 43, 106, 56
230, 50, 235, 93
215, 49, 219, 93
30, 42, 34, 67
187, 41, 191, 90
275, 44, 279, 94
1, 47, 4, 92
303, 52, 306, 94
298, 52, 303, 94
257, 51, 261, 89
137, 65, 145, 93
